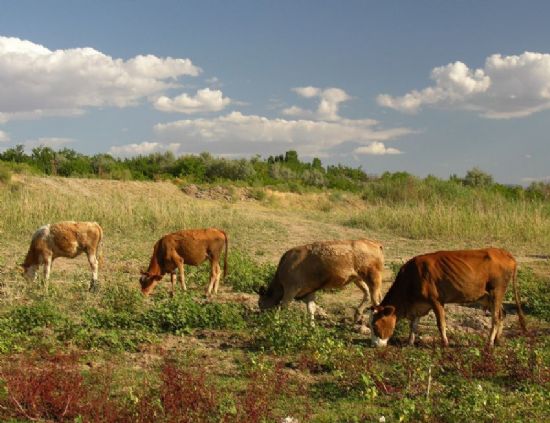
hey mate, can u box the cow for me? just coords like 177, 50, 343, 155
139, 228, 228, 297
21, 221, 103, 291
369, 248, 527, 348
258, 239, 384, 324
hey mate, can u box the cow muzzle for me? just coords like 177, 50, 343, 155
371, 336, 389, 348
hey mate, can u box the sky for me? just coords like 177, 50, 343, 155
0, 0, 549, 185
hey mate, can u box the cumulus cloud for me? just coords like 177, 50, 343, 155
22, 137, 74, 150
522, 176, 550, 183
109, 141, 181, 157
378, 51, 550, 119
354, 142, 401, 155
151, 111, 411, 157
0, 130, 9, 142
284, 86, 351, 120
0, 36, 201, 121
154, 88, 231, 114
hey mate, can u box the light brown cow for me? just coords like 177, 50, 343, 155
369, 248, 527, 348
21, 221, 103, 291
258, 239, 384, 323
139, 228, 228, 297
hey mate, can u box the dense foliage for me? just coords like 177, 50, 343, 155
2, 145, 549, 199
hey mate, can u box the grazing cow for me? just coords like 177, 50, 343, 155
369, 248, 527, 348
258, 239, 384, 323
21, 221, 103, 291
139, 228, 228, 297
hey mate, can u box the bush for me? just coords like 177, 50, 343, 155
225, 251, 276, 293
252, 309, 346, 361
145, 294, 247, 334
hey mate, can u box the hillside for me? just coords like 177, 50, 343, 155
0, 176, 548, 422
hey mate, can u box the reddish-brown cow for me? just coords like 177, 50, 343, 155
21, 221, 103, 291
140, 228, 228, 297
369, 248, 527, 348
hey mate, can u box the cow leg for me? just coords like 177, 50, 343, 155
176, 259, 186, 292
280, 286, 299, 308
170, 272, 176, 297
367, 269, 383, 306
353, 278, 370, 324
488, 291, 505, 347
206, 258, 222, 297
303, 293, 317, 326
431, 301, 449, 347
212, 261, 221, 294
87, 253, 99, 292
408, 317, 420, 346
43, 255, 53, 292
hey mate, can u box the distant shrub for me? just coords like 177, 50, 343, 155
205, 158, 256, 181
463, 167, 494, 187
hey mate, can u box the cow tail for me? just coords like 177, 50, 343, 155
512, 265, 527, 334
96, 223, 104, 268
222, 230, 228, 280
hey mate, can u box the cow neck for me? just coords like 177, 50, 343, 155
146, 242, 164, 276
380, 275, 410, 319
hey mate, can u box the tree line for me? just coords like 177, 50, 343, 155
0, 144, 549, 201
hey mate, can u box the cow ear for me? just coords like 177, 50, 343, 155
370, 305, 383, 314
382, 305, 396, 316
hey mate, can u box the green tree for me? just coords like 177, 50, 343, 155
463, 167, 494, 187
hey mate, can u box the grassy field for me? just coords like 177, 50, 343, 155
0, 175, 549, 422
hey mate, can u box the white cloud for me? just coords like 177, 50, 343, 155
354, 142, 402, 155
0, 36, 201, 121
522, 176, 550, 183
378, 52, 550, 118
152, 111, 411, 157
109, 141, 181, 157
0, 130, 9, 142
23, 137, 74, 150
154, 88, 231, 114
284, 86, 351, 121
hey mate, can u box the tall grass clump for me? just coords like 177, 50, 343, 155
0, 163, 11, 184
350, 173, 550, 250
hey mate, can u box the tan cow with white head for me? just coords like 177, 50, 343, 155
258, 239, 384, 324
21, 221, 103, 291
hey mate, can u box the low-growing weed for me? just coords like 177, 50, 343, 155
225, 251, 276, 293
145, 293, 247, 334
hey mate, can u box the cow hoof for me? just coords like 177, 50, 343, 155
358, 324, 370, 335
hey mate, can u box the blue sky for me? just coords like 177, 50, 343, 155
0, 0, 549, 184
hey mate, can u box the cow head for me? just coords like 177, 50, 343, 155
369, 305, 397, 347
257, 285, 279, 311
21, 263, 37, 282
139, 271, 163, 296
